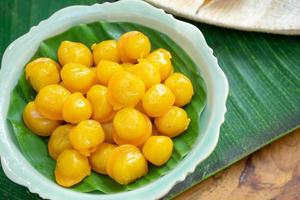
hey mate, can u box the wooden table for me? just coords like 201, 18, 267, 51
176, 129, 300, 200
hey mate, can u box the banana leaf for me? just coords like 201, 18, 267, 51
1, 0, 300, 199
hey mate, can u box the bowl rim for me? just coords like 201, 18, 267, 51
0, 0, 229, 199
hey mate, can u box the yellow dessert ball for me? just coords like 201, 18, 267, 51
89, 143, 117, 175
23, 101, 62, 136
113, 108, 148, 141
25, 57, 61, 92
118, 31, 151, 63
96, 60, 123, 86
142, 84, 175, 117
113, 113, 152, 147
101, 121, 116, 144
35, 84, 71, 120
69, 120, 105, 156
154, 106, 190, 138
142, 136, 173, 166
107, 144, 148, 185
60, 63, 94, 94
57, 41, 92, 67
127, 59, 161, 89
108, 71, 145, 109
92, 40, 120, 64
147, 48, 173, 81
91, 67, 99, 85
62, 92, 92, 124
55, 149, 91, 187
121, 62, 134, 68
48, 124, 74, 160
164, 73, 194, 107
87, 85, 114, 123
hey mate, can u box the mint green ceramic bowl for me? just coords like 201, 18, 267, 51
0, 0, 228, 199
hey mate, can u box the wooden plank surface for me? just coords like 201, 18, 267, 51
176, 129, 300, 200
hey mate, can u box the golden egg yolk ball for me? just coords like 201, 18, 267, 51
142, 84, 175, 117
60, 63, 94, 94
25, 57, 61, 92
57, 40, 92, 67
164, 73, 194, 107
35, 84, 71, 120
55, 149, 91, 187
89, 143, 117, 175
112, 112, 152, 147
118, 31, 151, 63
107, 144, 148, 185
113, 108, 148, 141
121, 62, 134, 68
62, 92, 92, 124
91, 67, 99, 85
23, 101, 62, 136
127, 59, 161, 89
69, 120, 105, 156
154, 106, 190, 138
142, 136, 173, 166
108, 71, 145, 109
87, 85, 114, 123
147, 48, 173, 81
92, 40, 120, 65
96, 60, 123, 86
48, 124, 74, 160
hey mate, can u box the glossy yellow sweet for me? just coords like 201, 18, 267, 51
121, 62, 134, 68
164, 73, 194, 107
142, 84, 175, 117
92, 40, 120, 64
89, 143, 117, 175
62, 92, 92, 124
118, 31, 151, 63
113, 113, 152, 147
55, 149, 91, 187
142, 136, 173, 166
113, 108, 148, 141
154, 106, 190, 138
101, 121, 116, 144
107, 144, 148, 185
25, 58, 61, 92
127, 59, 161, 89
35, 84, 71, 120
57, 41, 92, 67
91, 67, 99, 85
108, 71, 145, 109
96, 60, 123, 86
87, 85, 114, 123
69, 120, 105, 156
147, 48, 173, 81
60, 63, 94, 94
48, 124, 73, 160
23, 101, 62, 136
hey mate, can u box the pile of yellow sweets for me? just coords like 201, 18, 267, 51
23, 31, 194, 187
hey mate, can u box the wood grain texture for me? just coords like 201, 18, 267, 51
176, 129, 300, 200
145, 0, 300, 35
